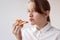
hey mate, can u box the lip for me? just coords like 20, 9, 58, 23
29, 17, 34, 21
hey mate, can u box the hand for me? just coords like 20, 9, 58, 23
12, 19, 28, 40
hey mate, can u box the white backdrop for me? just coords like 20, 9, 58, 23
0, 0, 60, 40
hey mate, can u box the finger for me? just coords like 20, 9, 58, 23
13, 26, 21, 35
15, 25, 23, 32
13, 22, 18, 31
13, 26, 19, 35
12, 23, 18, 34
17, 28, 21, 34
16, 27, 22, 35
13, 26, 21, 34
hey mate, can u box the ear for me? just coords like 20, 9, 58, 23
43, 10, 50, 18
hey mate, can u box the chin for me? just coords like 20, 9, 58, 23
30, 22, 35, 25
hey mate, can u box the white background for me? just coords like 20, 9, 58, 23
0, 0, 60, 40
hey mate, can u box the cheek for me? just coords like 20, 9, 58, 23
34, 13, 44, 22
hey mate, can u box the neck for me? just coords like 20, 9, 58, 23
36, 22, 48, 30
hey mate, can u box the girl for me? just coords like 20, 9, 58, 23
13, 0, 60, 40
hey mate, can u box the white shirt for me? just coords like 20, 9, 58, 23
21, 23, 60, 40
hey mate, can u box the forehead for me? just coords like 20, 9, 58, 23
28, 2, 35, 10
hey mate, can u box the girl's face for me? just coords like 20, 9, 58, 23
27, 2, 47, 25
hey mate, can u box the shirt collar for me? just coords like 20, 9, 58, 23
40, 22, 52, 33
32, 22, 52, 33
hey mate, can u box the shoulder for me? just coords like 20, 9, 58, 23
53, 27, 60, 39
51, 26, 60, 33
50, 26, 60, 36
49, 26, 60, 40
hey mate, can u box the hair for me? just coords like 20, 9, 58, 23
29, 0, 50, 22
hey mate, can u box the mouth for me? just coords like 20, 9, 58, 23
29, 17, 34, 21
29, 18, 36, 25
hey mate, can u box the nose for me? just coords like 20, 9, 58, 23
29, 15, 33, 17
29, 13, 33, 17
